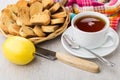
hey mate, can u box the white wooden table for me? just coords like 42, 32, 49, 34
0, 0, 120, 80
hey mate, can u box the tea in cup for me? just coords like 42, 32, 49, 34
71, 11, 114, 49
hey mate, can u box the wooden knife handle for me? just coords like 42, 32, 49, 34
56, 52, 100, 73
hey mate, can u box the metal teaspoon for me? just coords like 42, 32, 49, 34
63, 34, 115, 67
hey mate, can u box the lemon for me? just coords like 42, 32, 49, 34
2, 36, 35, 65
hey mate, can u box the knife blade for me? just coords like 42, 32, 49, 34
35, 45, 100, 73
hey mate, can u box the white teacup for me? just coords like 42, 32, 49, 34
71, 11, 115, 49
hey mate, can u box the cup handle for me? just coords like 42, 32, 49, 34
100, 31, 116, 48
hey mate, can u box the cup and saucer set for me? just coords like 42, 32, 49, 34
61, 12, 119, 59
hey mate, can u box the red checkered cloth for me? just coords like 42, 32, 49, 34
65, 0, 120, 30
66, 0, 104, 6
109, 12, 120, 30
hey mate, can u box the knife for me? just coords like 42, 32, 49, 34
35, 45, 100, 73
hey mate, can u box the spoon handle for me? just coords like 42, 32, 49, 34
82, 47, 115, 67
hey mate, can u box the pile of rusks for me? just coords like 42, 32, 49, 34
0, 0, 69, 44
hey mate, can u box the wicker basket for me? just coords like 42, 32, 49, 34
0, 0, 70, 44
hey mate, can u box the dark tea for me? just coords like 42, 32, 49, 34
74, 16, 106, 32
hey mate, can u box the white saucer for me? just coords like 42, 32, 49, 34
61, 26, 119, 59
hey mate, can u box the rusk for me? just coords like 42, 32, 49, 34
42, 25, 59, 33
33, 25, 46, 37
51, 18, 65, 24
30, 10, 50, 25
19, 26, 36, 37
30, 2, 43, 17
51, 12, 66, 18
49, 2, 60, 13
42, 0, 54, 9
